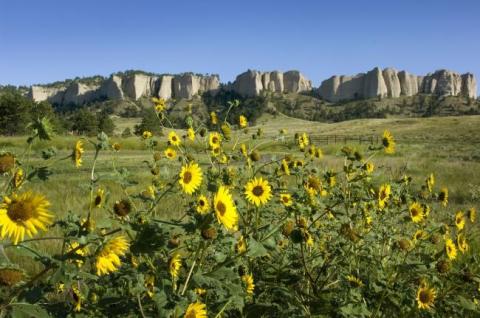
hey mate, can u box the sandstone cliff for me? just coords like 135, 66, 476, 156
319, 67, 477, 102
231, 70, 312, 97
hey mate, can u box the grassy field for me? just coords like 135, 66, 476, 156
1, 114, 479, 269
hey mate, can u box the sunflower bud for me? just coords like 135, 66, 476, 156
201, 227, 217, 240
0, 267, 24, 287
168, 236, 181, 248
113, 199, 132, 217
397, 239, 411, 251
153, 152, 162, 161
436, 260, 450, 274
221, 124, 231, 140
0, 153, 15, 173
250, 150, 261, 162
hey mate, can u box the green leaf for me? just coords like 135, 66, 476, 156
10, 303, 51, 318
246, 238, 268, 258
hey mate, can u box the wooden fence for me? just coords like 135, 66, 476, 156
310, 135, 380, 145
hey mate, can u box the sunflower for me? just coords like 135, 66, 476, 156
142, 131, 153, 139
112, 142, 121, 152
169, 253, 182, 279
315, 147, 323, 159
236, 235, 247, 254
168, 131, 181, 146
239, 115, 248, 128
457, 233, 469, 253
244, 177, 272, 206
0, 267, 25, 287
325, 171, 336, 187
304, 175, 322, 196
145, 274, 155, 298
468, 207, 476, 223
0, 192, 53, 245
0, 153, 15, 173
307, 145, 316, 158
455, 211, 465, 230
179, 162, 203, 195
66, 241, 89, 267
194, 288, 207, 297
416, 283, 436, 310
426, 173, 435, 192
184, 301, 207, 318
363, 162, 374, 174
208, 132, 222, 148
438, 187, 448, 207
445, 238, 457, 260
240, 144, 248, 157
413, 229, 427, 242
409, 202, 424, 223
113, 199, 132, 217
378, 184, 391, 209
164, 147, 177, 160
242, 274, 255, 296
13, 168, 24, 188
72, 140, 84, 168
95, 235, 129, 276
297, 133, 309, 150
71, 285, 83, 312
211, 145, 221, 157
187, 128, 195, 141
214, 186, 238, 231
281, 159, 290, 175
280, 193, 293, 207
93, 188, 105, 208
196, 195, 210, 214
210, 111, 218, 125
382, 130, 395, 154
346, 275, 364, 288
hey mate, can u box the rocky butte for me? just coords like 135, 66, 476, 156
27, 68, 476, 106
318, 67, 477, 102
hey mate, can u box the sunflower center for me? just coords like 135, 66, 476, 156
382, 138, 390, 147
419, 290, 430, 303
199, 200, 205, 207
282, 196, 289, 203
7, 200, 35, 222
94, 195, 102, 206
0, 269, 23, 286
216, 201, 226, 216
185, 309, 196, 318
411, 208, 419, 217
212, 137, 218, 144
252, 185, 264, 197
183, 171, 192, 184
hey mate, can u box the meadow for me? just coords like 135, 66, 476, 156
0, 112, 479, 317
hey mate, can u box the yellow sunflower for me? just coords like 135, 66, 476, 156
236, 235, 247, 254
426, 173, 435, 192
214, 186, 238, 231
304, 175, 322, 196
240, 144, 248, 157
179, 162, 203, 195
244, 177, 272, 206
184, 301, 207, 318
211, 145, 221, 157
363, 162, 374, 174
112, 142, 121, 152
382, 130, 395, 154
169, 253, 182, 279
413, 229, 427, 242
378, 184, 391, 209
445, 238, 457, 260
468, 207, 476, 223
196, 195, 210, 214
457, 233, 469, 253
409, 202, 424, 223
280, 159, 290, 175
168, 131, 181, 146
416, 283, 436, 310
187, 128, 195, 141
66, 241, 89, 267
72, 285, 82, 312
142, 131, 153, 139
242, 274, 255, 296
438, 187, 448, 207
13, 168, 24, 188
0, 192, 53, 245
315, 148, 323, 159
208, 132, 222, 148
455, 211, 465, 230
164, 147, 177, 160
210, 111, 218, 125
93, 188, 105, 208
346, 275, 364, 288
72, 140, 84, 168
95, 235, 129, 276
280, 193, 293, 207
239, 115, 248, 128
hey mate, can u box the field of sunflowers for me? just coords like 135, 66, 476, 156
0, 98, 479, 317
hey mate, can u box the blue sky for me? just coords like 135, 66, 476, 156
1, 0, 479, 89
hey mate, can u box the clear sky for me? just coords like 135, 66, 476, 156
1, 0, 479, 89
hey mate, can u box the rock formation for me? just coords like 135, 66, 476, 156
29, 86, 66, 105
99, 75, 124, 100
231, 70, 312, 97
319, 67, 477, 102
63, 82, 101, 105
173, 74, 220, 99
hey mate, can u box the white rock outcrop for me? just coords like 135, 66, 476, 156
157, 75, 174, 100
122, 74, 159, 100
63, 82, 100, 105
99, 75, 124, 100
172, 74, 220, 99
29, 86, 66, 105
231, 70, 311, 97
319, 67, 477, 102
